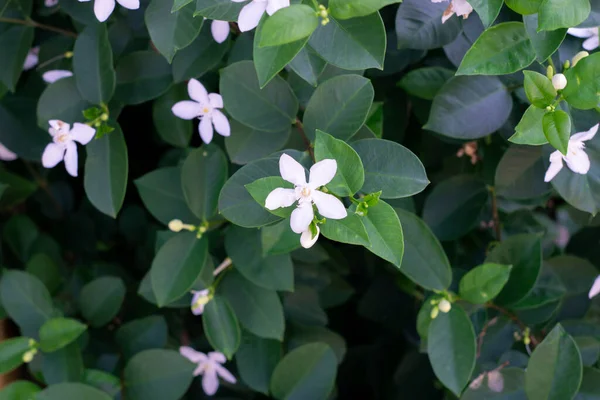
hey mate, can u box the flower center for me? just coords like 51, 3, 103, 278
301, 187, 311, 197
55, 133, 70, 144
199, 104, 212, 116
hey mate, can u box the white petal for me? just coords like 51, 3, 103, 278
23, 48, 39, 70
215, 364, 237, 384
199, 117, 214, 144
49, 120, 69, 133
565, 151, 591, 175
94, 0, 116, 22
300, 225, 320, 249
583, 35, 599, 51
265, 188, 297, 210
266, 0, 290, 15
589, 275, 600, 299
211, 20, 230, 44
208, 352, 226, 364
290, 204, 313, 234
571, 123, 599, 142
544, 156, 563, 182
237, 1, 267, 32
42, 70, 73, 83
42, 143, 65, 168
180, 346, 207, 363
568, 27, 597, 38
64, 141, 78, 177
452, 0, 473, 17
312, 190, 347, 220
487, 370, 504, 393
188, 79, 209, 104
116, 0, 140, 10
208, 93, 223, 109
0, 143, 17, 161
172, 101, 202, 120
211, 110, 230, 137
231, 0, 247, 2
308, 159, 337, 189
191, 303, 205, 315
202, 368, 220, 396
279, 153, 306, 186
70, 123, 96, 145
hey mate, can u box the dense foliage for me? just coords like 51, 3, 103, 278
0, 0, 599, 399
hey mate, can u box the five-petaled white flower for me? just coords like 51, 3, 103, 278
78, 0, 140, 23
589, 275, 600, 299
544, 123, 598, 182
0, 143, 17, 161
432, 0, 473, 23
42, 120, 96, 177
568, 27, 599, 51
172, 79, 230, 144
42, 70, 73, 84
231, 0, 290, 32
265, 154, 347, 236
179, 347, 236, 396
211, 20, 230, 43
190, 289, 211, 316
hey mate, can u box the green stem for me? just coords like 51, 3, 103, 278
0, 17, 77, 38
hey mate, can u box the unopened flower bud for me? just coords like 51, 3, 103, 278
100, 113, 108, 121
64, 51, 74, 59
169, 219, 184, 232
22, 349, 37, 363
552, 73, 567, 90
430, 306, 439, 319
523, 336, 531, 346
572, 51, 589, 67
438, 299, 452, 313
546, 65, 554, 79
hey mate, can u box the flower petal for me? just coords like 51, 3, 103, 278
290, 203, 313, 234
452, 0, 473, 17
199, 117, 214, 144
279, 153, 306, 186
208, 352, 226, 364
571, 123, 599, 142
589, 275, 600, 299
94, 0, 116, 22
116, 0, 140, 9
49, 120, 69, 134
567, 27, 597, 38
312, 190, 347, 219
212, 109, 230, 137
172, 101, 202, 120
237, 1, 267, 32
565, 150, 591, 175
180, 346, 207, 363
42, 70, 73, 84
202, 368, 220, 396
23, 48, 39, 70
188, 79, 209, 104
211, 20, 230, 44
300, 225, 320, 249
215, 364, 237, 384
42, 143, 65, 168
544, 154, 563, 182
208, 93, 223, 109
70, 123, 96, 145
308, 159, 337, 189
64, 141, 78, 177
0, 143, 17, 161
583, 35, 599, 51
265, 188, 297, 210
266, 0, 290, 15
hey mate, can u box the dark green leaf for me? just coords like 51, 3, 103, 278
320, 214, 370, 247
37, 383, 111, 400
459, 263, 512, 304
543, 110, 571, 155
236, 332, 281, 394
510, 105, 549, 145
359, 200, 404, 268
115, 51, 173, 105
152, 84, 192, 147
259, 5, 318, 47
79, 276, 126, 327
563, 52, 600, 110
0, 337, 30, 375
203, 296, 241, 359
330, 0, 400, 19
524, 14, 567, 62
39, 318, 87, 353
397, 67, 454, 100
469, 0, 504, 27
314, 130, 364, 196
523, 70, 557, 108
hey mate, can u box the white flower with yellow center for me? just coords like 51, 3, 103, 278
544, 123, 598, 182
179, 347, 236, 396
231, 0, 290, 32
42, 120, 96, 177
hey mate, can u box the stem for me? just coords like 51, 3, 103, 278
476, 317, 498, 358
310, 0, 320, 9
213, 257, 232, 277
485, 303, 539, 346
488, 186, 502, 241
0, 17, 77, 38
295, 118, 315, 162
36, 53, 69, 70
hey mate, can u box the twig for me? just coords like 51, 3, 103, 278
488, 186, 502, 241
0, 17, 77, 38
485, 303, 539, 346
213, 257, 232, 277
477, 317, 498, 358
295, 118, 315, 161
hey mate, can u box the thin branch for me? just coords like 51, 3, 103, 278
476, 316, 498, 358
295, 118, 315, 161
485, 303, 539, 346
0, 17, 77, 38
213, 257, 232, 277
488, 186, 502, 241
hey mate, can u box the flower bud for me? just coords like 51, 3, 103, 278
300, 225, 320, 249
546, 65, 554, 79
169, 219, 184, 232
572, 51, 589, 67
22, 349, 37, 363
438, 299, 452, 313
430, 306, 439, 319
552, 73, 567, 90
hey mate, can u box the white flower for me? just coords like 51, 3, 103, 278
23, 47, 39, 71
552, 73, 567, 91
78, 0, 140, 23
0, 143, 17, 161
265, 154, 347, 235
172, 79, 230, 144
42, 70, 73, 84
431, 0, 473, 23
211, 20, 230, 43
590, 275, 600, 299
231, 0, 290, 32
190, 289, 211, 316
568, 27, 599, 51
42, 120, 96, 177
179, 347, 236, 396
544, 123, 598, 182
45, 0, 59, 6
300, 225, 320, 249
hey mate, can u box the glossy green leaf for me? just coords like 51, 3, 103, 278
152, 84, 192, 147
505, 0, 543, 14
538, 0, 591, 31
236, 332, 282, 394
245, 176, 293, 219
469, 0, 503, 27
288, 45, 327, 87
115, 51, 173, 105
116, 316, 168, 359
0, 337, 30, 374
0, 26, 33, 91
397, 67, 454, 101
37, 383, 111, 400
495, 145, 552, 200
563, 52, 600, 110
2, 214, 38, 262
194, 0, 245, 20
203, 296, 241, 359
543, 110, 571, 155
0, 381, 41, 400
320, 214, 370, 247
524, 14, 567, 62
510, 105, 549, 145
79, 276, 126, 327
37, 77, 91, 128
330, 0, 400, 19
41, 342, 84, 384
524, 71, 557, 108
459, 263, 512, 304
359, 200, 404, 268
225, 119, 290, 164
259, 5, 318, 47
39, 318, 87, 353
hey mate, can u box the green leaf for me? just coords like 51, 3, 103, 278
0, 270, 53, 338
505, 0, 543, 14
330, 0, 400, 19
457, 22, 536, 76
135, 167, 200, 226
538, 0, 591, 31
0, 26, 33, 91
320, 214, 370, 247
543, 110, 571, 155
576, 367, 600, 399
288, 45, 327, 87
3, 214, 38, 262
424, 76, 513, 139
145, 0, 203, 62
79, 276, 126, 327
469, 0, 504, 27
220, 61, 298, 132
0, 168, 37, 208
0, 381, 41, 400
0, 337, 30, 374
225, 120, 290, 165
221, 271, 285, 341
524, 70, 558, 108
24, 255, 59, 293
351, 138, 429, 198
395, 209, 452, 291
422, 175, 489, 241
459, 263, 512, 304
486, 233, 543, 306
84, 124, 128, 218
510, 105, 549, 145
36, 383, 111, 400
261, 219, 302, 255
427, 305, 476, 397
495, 145, 552, 199
524, 14, 567, 62
203, 296, 241, 359
41, 342, 84, 384
236, 332, 282, 394
172, 0, 194, 12
181, 145, 228, 220
115, 51, 173, 105
359, 200, 404, 268
194, 0, 245, 20
0, 99, 47, 161
116, 316, 168, 359
259, 5, 318, 47
397, 67, 455, 101
37, 77, 91, 128
303, 75, 374, 141
82, 370, 121, 398
123, 349, 195, 400
270, 343, 337, 400
309, 12, 385, 70
313, 130, 364, 196
151, 233, 209, 307
73, 24, 115, 104
563, 52, 600, 110
152, 84, 192, 147
39, 318, 87, 353
525, 324, 583, 400
246, 176, 294, 219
